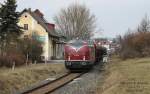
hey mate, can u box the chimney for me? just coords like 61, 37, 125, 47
34, 9, 44, 18
28, 8, 31, 11
46, 23, 55, 30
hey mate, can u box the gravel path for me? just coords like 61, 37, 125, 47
51, 63, 105, 94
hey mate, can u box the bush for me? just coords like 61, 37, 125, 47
120, 32, 150, 59
19, 38, 43, 63
0, 56, 5, 67
119, 15, 150, 59
0, 52, 25, 68
0, 37, 43, 67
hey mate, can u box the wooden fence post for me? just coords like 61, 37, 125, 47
12, 61, 15, 71
34, 60, 37, 64
26, 54, 29, 66
45, 59, 47, 64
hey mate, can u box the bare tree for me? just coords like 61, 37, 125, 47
54, 4, 96, 40
137, 15, 150, 32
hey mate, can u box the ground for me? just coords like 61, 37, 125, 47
0, 63, 67, 94
96, 56, 150, 94
0, 57, 150, 94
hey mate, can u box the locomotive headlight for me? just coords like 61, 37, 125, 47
68, 56, 70, 60
83, 56, 86, 60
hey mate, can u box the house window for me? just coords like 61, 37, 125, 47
24, 24, 28, 30
24, 35, 28, 39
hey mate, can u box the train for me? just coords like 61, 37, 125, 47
64, 39, 107, 70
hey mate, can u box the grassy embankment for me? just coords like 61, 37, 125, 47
97, 56, 150, 94
0, 63, 67, 94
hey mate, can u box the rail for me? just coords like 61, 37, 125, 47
17, 72, 84, 94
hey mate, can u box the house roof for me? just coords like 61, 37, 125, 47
20, 8, 60, 38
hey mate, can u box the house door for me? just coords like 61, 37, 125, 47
52, 40, 56, 57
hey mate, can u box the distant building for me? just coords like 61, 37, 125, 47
95, 38, 121, 54
18, 8, 65, 60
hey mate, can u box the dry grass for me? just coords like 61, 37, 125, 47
96, 57, 150, 94
0, 63, 67, 94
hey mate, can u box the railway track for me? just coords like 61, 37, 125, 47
18, 73, 84, 94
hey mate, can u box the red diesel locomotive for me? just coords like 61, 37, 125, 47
64, 39, 103, 70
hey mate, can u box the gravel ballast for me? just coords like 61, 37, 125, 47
51, 63, 105, 94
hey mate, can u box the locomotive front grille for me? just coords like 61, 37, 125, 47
65, 61, 93, 67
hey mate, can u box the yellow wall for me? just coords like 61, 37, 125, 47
18, 12, 53, 60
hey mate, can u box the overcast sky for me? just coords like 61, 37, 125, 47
0, 0, 150, 38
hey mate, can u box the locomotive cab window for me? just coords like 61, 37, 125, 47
69, 40, 85, 47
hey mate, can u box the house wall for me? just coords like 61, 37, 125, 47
48, 37, 53, 59
18, 12, 53, 60
56, 43, 64, 59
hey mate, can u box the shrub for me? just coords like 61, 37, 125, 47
119, 15, 150, 59
0, 52, 25, 68
0, 56, 5, 67
0, 37, 43, 67
19, 38, 43, 63
120, 32, 150, 59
